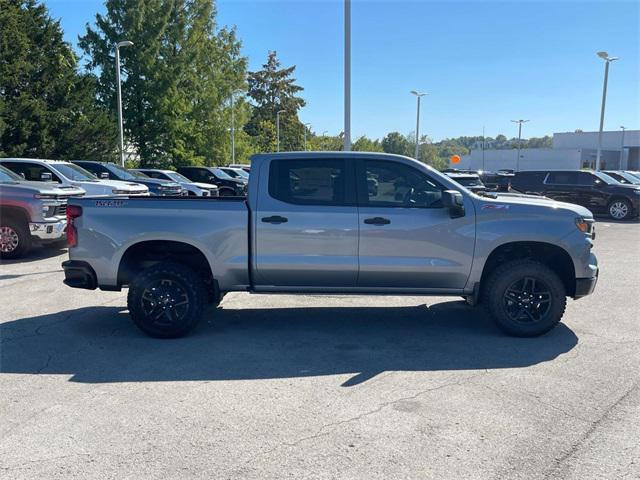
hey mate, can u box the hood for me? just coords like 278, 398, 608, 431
477, 194, 593, 218
87, 179, 149, 192
191, 182, 219, 190
134, 177, 182, 188
0, 181, 85, 197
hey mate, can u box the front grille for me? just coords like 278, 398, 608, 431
53, 204, 67, 216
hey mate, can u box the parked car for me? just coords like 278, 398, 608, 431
0, 165, 84, 258
444, 172, 487, 192
0, 158, 149, 197
227, 163, 251, 173
133, 169, 219, 196
63, 152, 598, 339
176, 166, 247, 196
625, 171, 640, 181
512, 170, 640, 220
478, 171, 515, 192
72, 161, 185, 196
219, 167, 249, 180
603, 170, 640, 185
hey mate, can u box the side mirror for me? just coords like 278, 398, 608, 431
442, 190, 465, 218
19, 172, 26, 179
40, 172, 53, 182
100, 172, 109, 179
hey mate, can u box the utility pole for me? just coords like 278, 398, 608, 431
276, 109, 285, 152
343, 0, 351, 151
620, 125, 626, 169
482, 126, 486, 171
410, 91, 427, 159
115, 40, 134, 167
511, 119, 529, 172
595, 51, 619, 170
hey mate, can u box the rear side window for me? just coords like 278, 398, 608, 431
513, 171, 546, 186
546, 172, 581, 185
1, 162, 61, 182
269, 159, 348, 206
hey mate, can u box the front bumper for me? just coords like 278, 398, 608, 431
62, 260, 97, 290
29, 219, 66, 241
574, 269, 598, 299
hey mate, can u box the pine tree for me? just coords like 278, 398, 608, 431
80, 0, 247, 167
0, 0, 117, 160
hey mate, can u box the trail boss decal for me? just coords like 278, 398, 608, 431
95, 200, 126, 208
482, 204, 510, 210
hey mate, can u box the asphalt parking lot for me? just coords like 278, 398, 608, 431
1, 219, 639, 479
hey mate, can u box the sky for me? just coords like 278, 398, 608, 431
45, 0, 640, 141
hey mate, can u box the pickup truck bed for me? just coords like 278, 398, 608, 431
63, 152, 598, 339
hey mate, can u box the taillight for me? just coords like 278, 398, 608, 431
66, 205, 82, 247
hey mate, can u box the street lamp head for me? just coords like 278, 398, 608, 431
597, 51, 618, 62
117, 41, 134, 48
410, 90, 427, 97
277, 109, 286, 114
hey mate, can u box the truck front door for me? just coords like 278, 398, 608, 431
356, 159, 475, 290
254, 158, 359, 287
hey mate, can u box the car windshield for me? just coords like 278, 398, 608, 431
234, 169, 249, 179
0, 165, 22, 182
54, 163, 99, 181
212, 168, 233, 180
611, 171, 640, 185
593, 171, 619, 185
104, 163, 143, 181
164, 171, 192, 183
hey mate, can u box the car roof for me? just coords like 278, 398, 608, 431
0, 158, 71, 164
444, 172, 480, 178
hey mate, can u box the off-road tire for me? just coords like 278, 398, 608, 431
127, 262, 207, 338
482, 259, 566, 337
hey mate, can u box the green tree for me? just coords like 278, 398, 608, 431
246, 51, 306, 151
0, 0, 116, 160
353, 135, 383, 152
80, 0, 246, 167
381, 132, 412, 156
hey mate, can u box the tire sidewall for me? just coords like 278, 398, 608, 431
486, 262, 566, 337
127, 263, 206, 338
0, 217, 31, 259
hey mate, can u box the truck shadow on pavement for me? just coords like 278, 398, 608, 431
0, 301, 578, 387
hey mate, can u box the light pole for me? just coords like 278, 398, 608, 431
511, 119, 529, 172
595, 51, 619, 170
304, 123, 311, 151
410, 91, 427, 159
115, 40, 134, 167
229, 90, 242, 164
322, 130, 328, 150
343, 0, 351, 151
620, 125, 626, 169
276, 109, 286, 152
482, 125, 486, 171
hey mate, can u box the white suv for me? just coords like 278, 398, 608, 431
0, 158, 149, 197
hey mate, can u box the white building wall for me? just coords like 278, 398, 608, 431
457, 148, 583, 171
553, 130, 640, 150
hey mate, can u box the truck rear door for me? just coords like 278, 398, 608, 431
355, 159, 475, 289
253, 158, 359, 287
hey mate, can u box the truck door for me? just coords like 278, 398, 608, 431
254, 158, 359, 287
542, 172, 579, 204
356, 159, 475, 289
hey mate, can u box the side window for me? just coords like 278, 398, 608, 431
80, 163, 103, 177
269, 159, 347, 206
576, 172, 595, 186
363, 160, 443, 208
546, 172, 579, 185
2, 162, 61, 182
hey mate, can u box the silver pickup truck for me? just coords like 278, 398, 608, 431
1, 165, 84, 258
62, 152, 598, 338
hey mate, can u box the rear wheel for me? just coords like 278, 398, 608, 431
0, 217, 31, 259
127, 262, 207, 338
483, 259, 566, 337
608, 199, 632, 220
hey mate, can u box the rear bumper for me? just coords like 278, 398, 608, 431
62, 260, 97, 290
574, 269, 598, 299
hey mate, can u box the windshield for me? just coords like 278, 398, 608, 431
212, 168, 233, 180
593, 171, 619, 185
455, 176, 485, 187
610, 171, 640, 185
0, 165, 22, 182
164, 171, 192, 183
104, 163, 143, 181
234, 169, 249, 179
54, 163, 99, 181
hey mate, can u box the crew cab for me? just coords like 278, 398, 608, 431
512, 169, 640, 220
72, 161, 185, 196
1, 165, 84, 258
0, 158, 149, 197
63, 152, 599, 339
133, 168, 219, 196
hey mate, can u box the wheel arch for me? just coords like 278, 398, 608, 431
0, 205, 30, 226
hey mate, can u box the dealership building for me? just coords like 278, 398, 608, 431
456, 130, 640, 172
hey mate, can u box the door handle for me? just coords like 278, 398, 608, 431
261, 215, 288, 224
363, 217, 391, 225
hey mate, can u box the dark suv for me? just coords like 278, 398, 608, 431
512, 170, 640, 220
176, 166, 247, 196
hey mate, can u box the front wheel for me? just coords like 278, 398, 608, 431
127, 262, 207, 338
483, 260, 566, 337
608, 199, 632, 220
0, 217, 31, 259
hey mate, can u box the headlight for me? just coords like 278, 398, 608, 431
34, 193, 57, 199
575, 217, 594, 237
